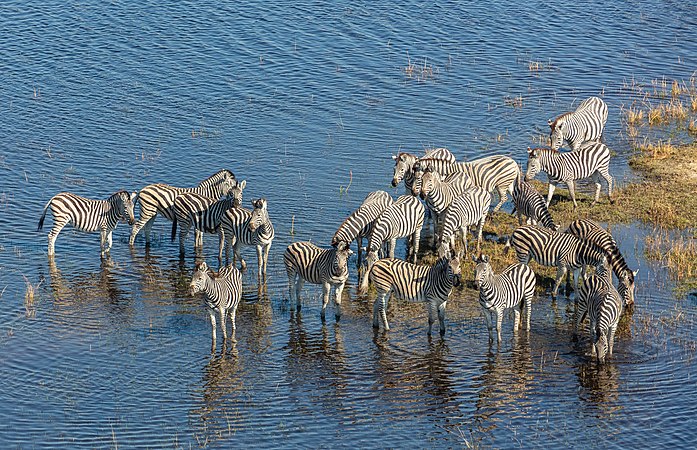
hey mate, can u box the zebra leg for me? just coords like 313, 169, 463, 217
608, 324, 617, 357
388, 238, 397, 259
178, 223, 189, 256
553, 266, 567, 299
481, 307, 494, 343
47, 218, 68, 256
411, 229, 421, 264
427, 301, 436, 336
545, 182, 557, 208
295, 277, 304, 311
589, 319, 598, 357
262, 242, 271, 282
334, 281, 345, 322
356, 237, 363, 269
234, 242, 247, 270
492, 186, 507, 212
209, 310, 218, 352
591, 172, 602, 206
218, 305, 228, 340
476, 216, 486, 255
194, 229, 203, 249
129, 212, 154, 246
256, 244, 263, 281
373, 290, 384, 329
513, 308, 520, 335
228, 305, 237, 343
600, 167, 614, 204
495, 308, 503, 344
218, 230, 226, 263
106, 230, 114, 255
524, 293, 532, 330
437, 300, 447, 337
143, 216, 156, 245
567, 180, 578, 210
320, 282, 331, 322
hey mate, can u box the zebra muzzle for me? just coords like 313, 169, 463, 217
391, 179, 398, 187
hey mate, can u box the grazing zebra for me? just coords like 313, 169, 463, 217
507, 224, 606, 298
369, 249, 462, 336
412, 155, 519, 212
38, 190, 136, 257
419, 167, 472, 240
189, 261, 243, 349
438, 185, 491, 256
576, 259, 623, 363
129, 169, 237, 246
171, 192, 237, 256
284, 241, 353, 321
358, 195, 425, 293
219, 198, 275, 280
473, 254, 536, 344
510, 171, 559, 231
549, 96, 608, 151
524, 143, 613, 209
331, 190, 394, 267
391, 147, 456, 195
565, 219, 638, 306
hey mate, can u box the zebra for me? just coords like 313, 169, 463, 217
331, 190, 394, 267
38, 190, 136, 257
507, 224, 606, 299
129, 169, 237, 246
219, 198, 275, 281
189, 261, 243, 349
391, 147, 456, 195
438, 185, 491, 256
576, 259, 623, 363
549, 96, 609, 151
510, 171, 559, 231
473, 254, 536, 344
369, 249, 462, 336
358, 195, 425, 294
284, 241, 354, 322
419, 166, 472, 240
565, 219, 638, 306
524, 143, 614, 210
412, 154, 519, 212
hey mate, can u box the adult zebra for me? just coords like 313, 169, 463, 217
284, 241, 353, 322
331, 190, 394, 267
549, 96, 608, 151
219, 198, 275, 281
129, 169, 237, 246
524, 143, 613, 210
189, 261, 243, 351
369, 249, 462, 336
411, 154, 518, 212
565, 218, 637, 306
507, 224, 606, 299
473, 254, 536, 344
391, 147, 456, 195
438, 185, 491, 256
38, 190, 136, 257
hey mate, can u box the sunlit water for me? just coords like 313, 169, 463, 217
1, 1, 696, 448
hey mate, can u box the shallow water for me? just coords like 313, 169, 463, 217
1, 1, 697, 448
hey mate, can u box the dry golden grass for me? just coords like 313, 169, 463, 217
688, 120, 697, 135
625, 107, 644, 125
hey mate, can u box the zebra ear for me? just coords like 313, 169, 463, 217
527, 147, 533, 155
130, 191, 137, 202
547, 118, 554, 127
633, 269, 639, 277
482, 254, 489, 263
391, 154, 398, 161
239, 180, 247, 190
198, 262, 208, 272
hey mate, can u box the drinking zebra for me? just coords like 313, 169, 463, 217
369, 249, 462, 336
331, 190, 394, 267
565, 219, 638, 306
219, 198, 275, 281
284, 241, 353, 321
419, 166, 472, 240
510, 171, 559, 231
473, 254, 536, 344
548, 96, 608, 151
391, 147, 456, 195
438, 185, 491, 256
507, 224, 606, 299
358, 195, 425, 294
524, 143, 613, 209
38, 190, 136, 257
189, 261, 243, 350
129, 169, 237, 246
411, 154, 518, 212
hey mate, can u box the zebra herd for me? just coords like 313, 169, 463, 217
37, 96, 635, 362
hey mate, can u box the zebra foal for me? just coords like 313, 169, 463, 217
369, 249, 462, 336
284, 241, 353, 321
473, 254, 536, 344
38, 190, 136, 257
189, 261, 243, 350
438, 185, 491, 256
549, 96, 608, 151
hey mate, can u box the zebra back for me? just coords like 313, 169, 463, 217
473, 255, 536, 310
171, 192, 226, 241
549, 96, 608, 150
38, 190, 136, 233
525, 144, 611, 184
366, 195, 424, 252
189, 261, 242, 311
284, 241, 352, 285
439, 186, 491, 246
369, 254, 460, 302
510, 224, 605, 269
332, 190, 394, 247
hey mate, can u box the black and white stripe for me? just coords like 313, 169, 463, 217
507, 224, 606, 298
284, 241, 353, 321
219, 198, 275, 280
511, 172, 559, 231
419, 167, 472, 239
369, 250, 462, 336
548, 96, 608, 151
391, 148, 456, 195
129, 169, 237, 246
438, 186, 491, 256
189, 261, 243, 349
524, 143, 614, 209
171, 192, 238, 256
38, 190, 136, 257
473, 254, 536, 343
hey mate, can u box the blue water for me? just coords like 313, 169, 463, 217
1, 1, 696, 448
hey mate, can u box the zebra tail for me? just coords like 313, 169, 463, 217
171, 215, 178, 242
37, 198, 52, 231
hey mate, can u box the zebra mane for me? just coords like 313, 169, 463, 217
548, 111, 573, 128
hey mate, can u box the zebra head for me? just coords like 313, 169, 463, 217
618, 269, 638, 307
410, 161, 425, 196
358, 247, 380, 294
189, 261, 210, 296
548, 117, 565, 150
473, 254, 493, 292
248, 198, 268, 232
391, 153, 417, 187
448, 250, 462, 287
229, 180, 246, 208
524, 147, 543, 182
418, 164, 440, 200
334, 242, 354, 275
112, 190, 136, 226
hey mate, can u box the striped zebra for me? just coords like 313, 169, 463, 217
391, 147, 456, 195
189, 261, 243, 349
369, 249, 462, 336
38, 190, 136, 257
511, 171, 559, 231
129, 169, 237, 246
419, 166, 472, 240
576, 259, 623, 363
473, 254, 536, 344
438, 185, 491, 256
565, 219, 638, 306
331, 190, 394, 267
219, 198, 275, 281
412, 155, 519, 212
549, 96, 608, 151
524, 143, 614, 209
171, 192, 237, 256
284, 241, 353, 321
507, 224, 606, 298
358, 195, 425, 293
